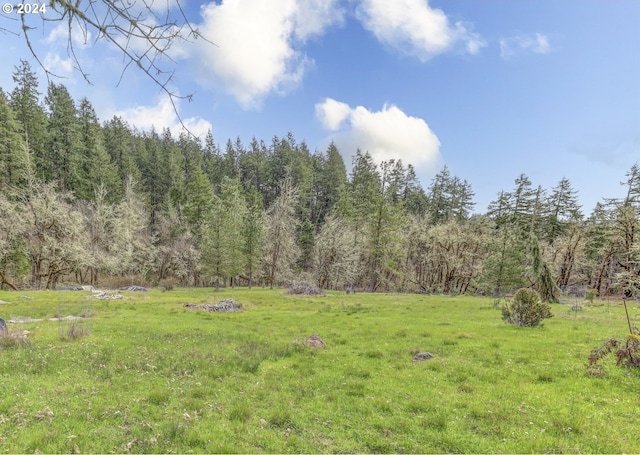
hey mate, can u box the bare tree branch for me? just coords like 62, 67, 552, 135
4, 0, 215, 133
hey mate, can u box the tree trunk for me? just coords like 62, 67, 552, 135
0, 270, 18, 290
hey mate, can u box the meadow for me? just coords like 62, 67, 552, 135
0, 287, 639, 453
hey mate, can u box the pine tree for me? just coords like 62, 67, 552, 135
0, 90, 28, 188
45, 82, 83, 193
544, 177, 583, 242
9, 60, 47, 175
77, 98, 120, 201
184, 165, 214, 233
241, 188, 264, 288
103, 116, 141, 188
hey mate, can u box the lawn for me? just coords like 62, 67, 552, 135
0, 288, 639, 453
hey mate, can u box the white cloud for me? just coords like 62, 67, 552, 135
315, 98, 351, 130
113, 95, 213, 139
43, 53, 76, 78
189, 0, 344, 109
500, 33, 551, 60
355, 0, 485, 61
315, 98, 441, 174
45, 21, 92, 47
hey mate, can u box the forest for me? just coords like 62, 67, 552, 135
1, 60, 639, 300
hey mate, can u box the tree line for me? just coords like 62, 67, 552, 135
1, 60, 639, 299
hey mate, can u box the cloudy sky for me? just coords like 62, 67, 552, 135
1, 0, 639, 213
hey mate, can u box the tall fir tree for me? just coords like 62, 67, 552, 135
0, 90, 28, 188
9, 60, 47, 176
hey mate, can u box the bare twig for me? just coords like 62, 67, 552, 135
11, 0, 215, 134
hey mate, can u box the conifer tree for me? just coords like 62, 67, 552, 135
0, 90, 28, 188
45, 82, 83, 192
9, 60, 47, 174
77, 98, 120, 201
241, 189, 264, 288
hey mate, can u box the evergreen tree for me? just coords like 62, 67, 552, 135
184, 165, 214, 233
480, 224, 528, 296
103, 116, 141, 188
201, 177, 246, 288
45, 82, 84, 193
0, 90, 28, 188
202, 129, 223, 189
426, 166, 475, 224
544, 177, 583, 242
239, 137, 270, 195
9, 60, 47, 173
241, 188, 264, 288
77, 98, 120, 201
160, 127, 186, 208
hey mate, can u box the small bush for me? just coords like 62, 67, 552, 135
588, 327, 640, 369
502, 288, 553, 327
60, 321, 90, 341
0, 329, 30, 349
585, 288, 598, 304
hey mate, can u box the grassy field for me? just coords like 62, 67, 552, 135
0, 288, 639, 453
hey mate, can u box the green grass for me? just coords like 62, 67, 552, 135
0, 288, 639, 453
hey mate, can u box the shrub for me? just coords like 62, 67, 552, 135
588, 327, 640, 369
501, 288, 553, 327
585, 288, 598, 304
60, 321, 90, 341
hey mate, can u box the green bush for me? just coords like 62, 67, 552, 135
585, 288, 598, 304
502, 288, 553, 327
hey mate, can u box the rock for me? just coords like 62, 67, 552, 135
0, 317, 6, 333
183, 298, 242, 313
91, 291, 124, 300
412, 352, 435, 362
305, 334, 326, 348
212, 299, 242, 312
118, 285, 148, 292
0, 300, 9, 304
288, 282, 325, 296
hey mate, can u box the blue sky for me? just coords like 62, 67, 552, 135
2, 0, 639, 214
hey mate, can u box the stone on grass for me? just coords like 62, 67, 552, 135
412, 352, 435, 362
183, 298, 242, 313
0, 317, 6, 333
118, 285, 148, 292
91, 291, 124, 300
287, 282, 325, 296
305, 334, 326, 348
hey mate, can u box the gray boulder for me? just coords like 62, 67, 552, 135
412, 352, 435, 362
